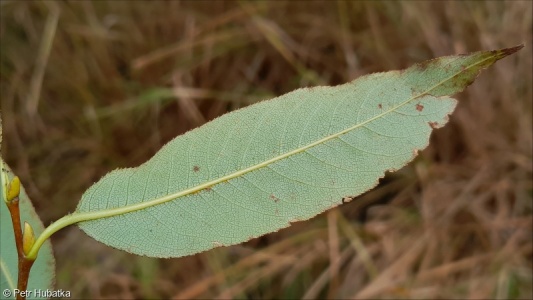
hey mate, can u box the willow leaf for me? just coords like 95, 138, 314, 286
70, 46, 522, 258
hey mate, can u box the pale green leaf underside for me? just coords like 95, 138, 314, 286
0, 163, 56, 298
76, 46, 521, 258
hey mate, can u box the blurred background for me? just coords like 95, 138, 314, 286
1, 1, 531, 299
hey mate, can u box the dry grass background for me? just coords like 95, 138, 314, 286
1, 1, 532, 299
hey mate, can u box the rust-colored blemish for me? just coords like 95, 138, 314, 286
416, 104, 424, 112
270, 194, 279, 202
205, 186, 212, 192
193, 166, 200, 172
428, 121, 439, 129
378, 103, 382, 109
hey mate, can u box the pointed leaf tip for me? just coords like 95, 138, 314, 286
495, 44, 524, 58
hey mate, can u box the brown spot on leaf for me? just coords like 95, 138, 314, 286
193, 166, 200, 172
428, 121, 439, 129
378, 103, 382, 109
416, 104, 424, 112
270, 194, 279, 202
205, 186, 212, 192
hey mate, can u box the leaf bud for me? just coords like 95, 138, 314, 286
23, 222, 36, 257
6, 176, 20, 202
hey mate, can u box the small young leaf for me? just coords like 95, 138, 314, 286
0, 163, 56, 297
75, 46, 522, 258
